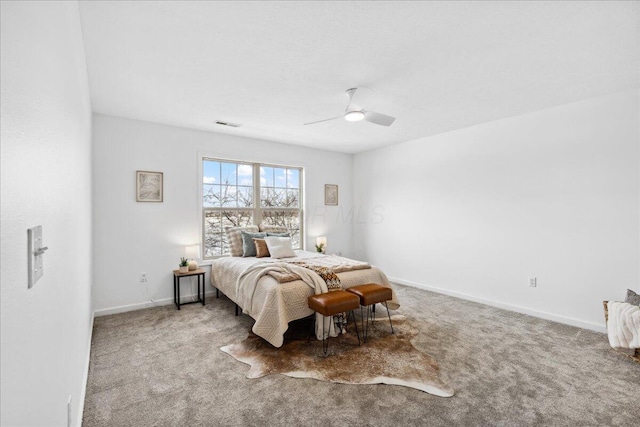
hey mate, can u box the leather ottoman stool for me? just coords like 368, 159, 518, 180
347, 284, 394, 342
308, 290, 361, 356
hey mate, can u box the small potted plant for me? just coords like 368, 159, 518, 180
315, 242, 325, 253
178, 257, 189, 273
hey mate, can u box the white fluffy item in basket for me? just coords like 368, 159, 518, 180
607, 301, 640, 350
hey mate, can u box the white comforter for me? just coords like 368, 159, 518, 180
211, 251, 399, 347
607, 301, 640, 349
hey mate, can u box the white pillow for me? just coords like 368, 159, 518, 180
264, 236, 296, 259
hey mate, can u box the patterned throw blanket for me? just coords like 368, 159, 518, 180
285, 260, 348, 332
285, 260, 341, 290
266, 254, 370, 283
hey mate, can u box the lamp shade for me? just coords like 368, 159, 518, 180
185, 245, 201, 271
184, 245, 201, 260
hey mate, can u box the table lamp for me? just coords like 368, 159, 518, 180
185, 245, 201, 270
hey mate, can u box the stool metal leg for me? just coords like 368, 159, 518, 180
364, 305, 373, 343
349, 310, 360, 345
384, 301, 394, 334
368, 305, 374, 341
360, 305, 367, 343
310, 311, 361, 357
322, 316, 329, 357
360, 301, 393, 341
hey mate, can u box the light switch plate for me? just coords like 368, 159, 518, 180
28, 225, 45, 288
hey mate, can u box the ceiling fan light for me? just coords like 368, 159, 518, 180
344, 111, 365, 122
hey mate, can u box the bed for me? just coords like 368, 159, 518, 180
210, 250, 399, 347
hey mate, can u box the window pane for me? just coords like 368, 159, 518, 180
261, 187, 287, 207
204, 211, 224, 257
260, 188, 269, 207
261, 166, 274, 187
221, 162, 237, 185
204, 210, 254, 257
203, 160, 220, 184
262, 210, 300, 248
287, 169, 300, 189
286, 189, 299, 208
237, 164, 253, 186
203, 184, 221, 207
237, 186, 253, 208
204, 234, 224, 257
220, 184, 237, 207
274, 168, 286, 188
221, 210, 253, 228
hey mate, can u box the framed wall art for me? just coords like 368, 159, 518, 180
136, 170, 163, 202
324, 184, 338, 206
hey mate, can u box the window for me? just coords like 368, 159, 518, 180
201, 158, 303, 258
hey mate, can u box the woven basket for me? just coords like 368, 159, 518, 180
603, 301, 640, 364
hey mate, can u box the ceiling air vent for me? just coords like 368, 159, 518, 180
215, 120, 242, 128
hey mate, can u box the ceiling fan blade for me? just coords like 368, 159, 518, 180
364, 111, 396, 127
303, 115, 343, 126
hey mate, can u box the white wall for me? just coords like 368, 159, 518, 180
0, 2, 93, 426
353, 90, 639, 331
92, 114, 353, 314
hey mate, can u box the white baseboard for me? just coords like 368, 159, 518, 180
77, 311, 94, 427
389, 277, 607, 334
94, 291, 218, 317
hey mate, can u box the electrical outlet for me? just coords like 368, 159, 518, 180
67, 395, 72, 427
529, 277, 537, 287
140, 273, 147, 283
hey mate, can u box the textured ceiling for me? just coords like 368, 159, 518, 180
78, 1, 639, 153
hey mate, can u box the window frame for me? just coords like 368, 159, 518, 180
199, 156, 304, 260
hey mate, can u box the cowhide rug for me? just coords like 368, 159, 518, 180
221, 315, 454, 397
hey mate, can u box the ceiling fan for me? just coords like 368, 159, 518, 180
304, 88, 396, 127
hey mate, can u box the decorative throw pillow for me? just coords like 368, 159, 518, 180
625, 289, 640, 306
241, 231, 266, 257
264, 236, 296, 259
254, 238, 270, 258
267, 232, 290, 237
259, 224, 288, 234
224, 226, 259, 257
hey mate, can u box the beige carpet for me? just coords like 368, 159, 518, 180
83, 284, 640, 426
221, 315, 454, 397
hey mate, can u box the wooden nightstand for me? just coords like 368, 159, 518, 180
173, 268, 205, 310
